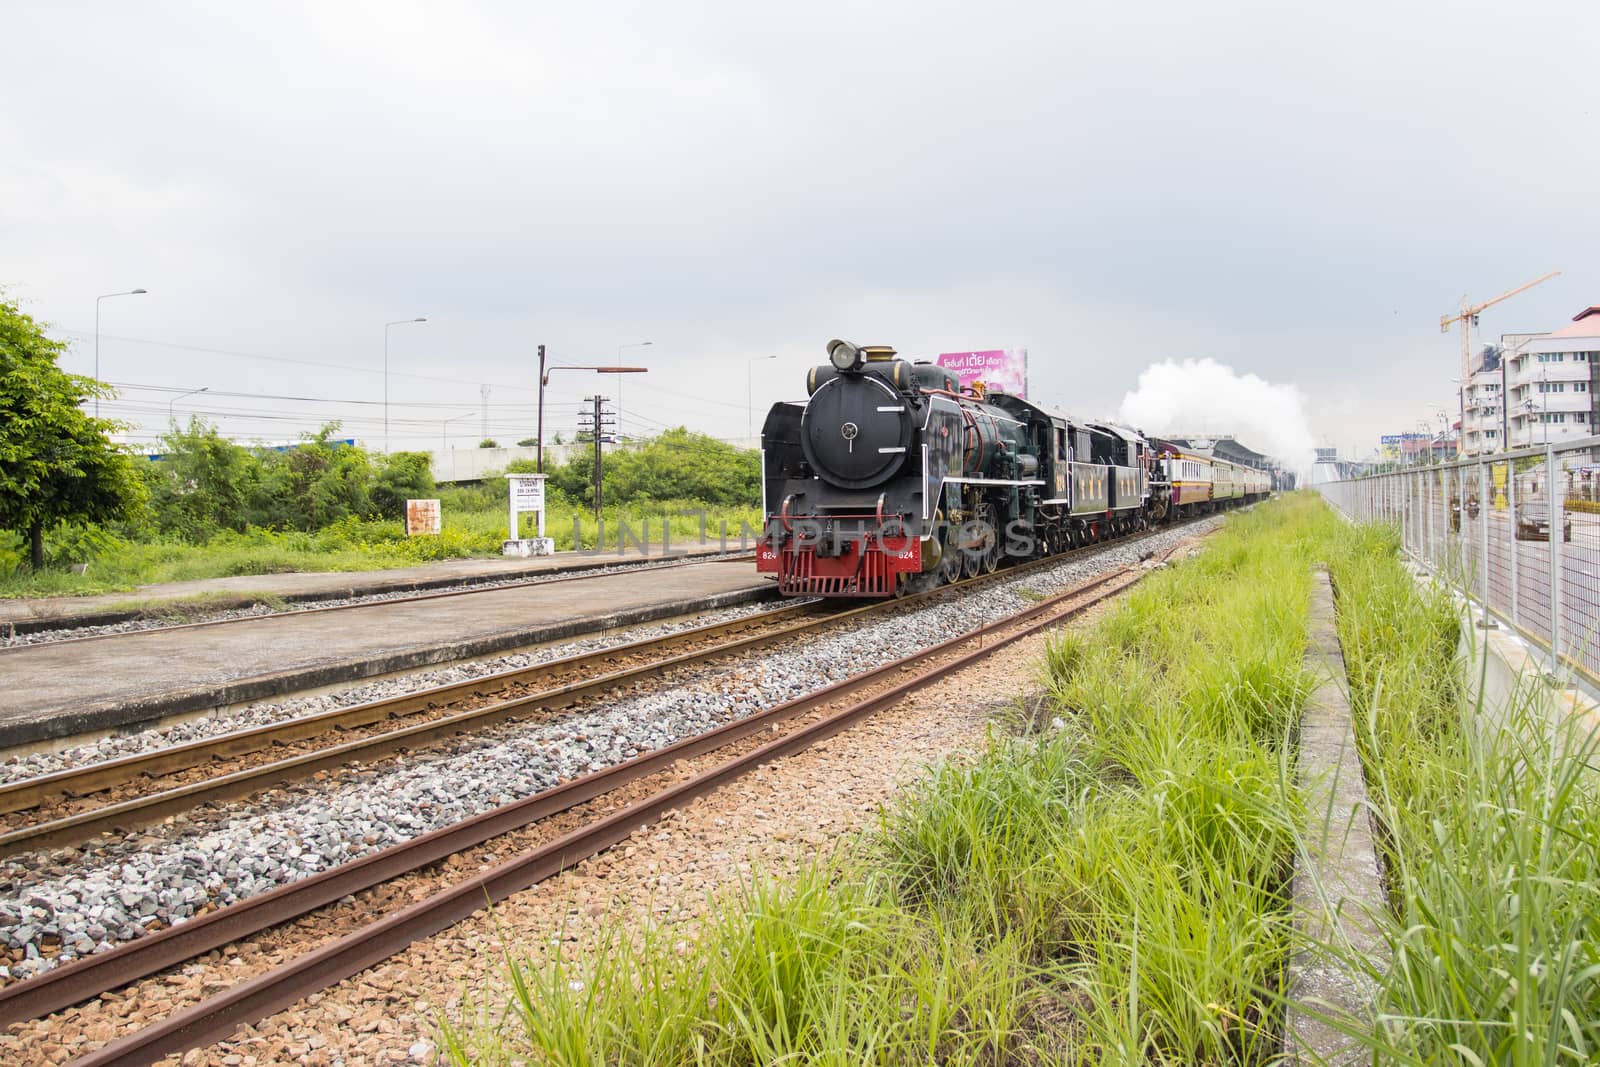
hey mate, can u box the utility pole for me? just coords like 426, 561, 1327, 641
536, 344, 546, 472
480, 384, 491, 443
578, 395, 615, 520
540, 361, 647, 477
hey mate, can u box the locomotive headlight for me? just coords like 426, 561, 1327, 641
826, 338, 864, 373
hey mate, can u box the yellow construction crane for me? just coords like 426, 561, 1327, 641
1441, 269, 1560, 454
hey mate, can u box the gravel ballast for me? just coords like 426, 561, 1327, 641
0, 520, 1218, 982
0, 599, 785, 786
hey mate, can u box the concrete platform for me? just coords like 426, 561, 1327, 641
0, 543, 745, 634
0, 559, 773, 749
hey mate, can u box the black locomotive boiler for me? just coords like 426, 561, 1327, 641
756, 339, 1167, 597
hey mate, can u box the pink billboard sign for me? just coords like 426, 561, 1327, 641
935, 349, 1027, 398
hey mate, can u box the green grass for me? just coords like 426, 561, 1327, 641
440, 495, 1336, 1064
0, 500, 763, 599
99, 590, 290, 621
1321, 515, 1600, 1064
446, 495, 1598, 1062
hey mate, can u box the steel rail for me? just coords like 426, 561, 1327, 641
0, 599, 818, 817
49, 562, 1149, 1065
0, 603, 851, 855
0, 550, 759, 649
0, 524, 1159, 847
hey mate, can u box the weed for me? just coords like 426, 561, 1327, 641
103, 590, 291, 622
444, 495, 1342, 1063
1317, 522, 1600, 1064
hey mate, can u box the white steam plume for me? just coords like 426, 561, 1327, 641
1116, 358, 1316, 472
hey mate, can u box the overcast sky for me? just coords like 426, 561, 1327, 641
4, 1, 1597, 461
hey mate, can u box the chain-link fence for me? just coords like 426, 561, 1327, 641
1318, 435, 1600, 687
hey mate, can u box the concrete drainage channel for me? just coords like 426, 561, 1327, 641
1283, 569, 1390, 1063
6, 555, 1161, 1066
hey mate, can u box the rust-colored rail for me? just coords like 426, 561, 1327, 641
0, 603, 825, 850
0, 528, 1150, 856
54, 564, 1147, 1066
0, 596, 808, 816
3, 563, 1139, 1049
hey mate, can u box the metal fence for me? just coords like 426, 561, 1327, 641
1318, 435, 1600, 687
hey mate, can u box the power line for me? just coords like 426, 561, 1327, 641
106, 381, 554, 410
63, 329, 539, 391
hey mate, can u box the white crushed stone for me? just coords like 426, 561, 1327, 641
0, 519, 1219, 979
0, 598, 784, 786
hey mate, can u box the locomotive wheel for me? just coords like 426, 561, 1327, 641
976, 504, 1001, 573
938, 530, 962, 585
961, 543, 981, 579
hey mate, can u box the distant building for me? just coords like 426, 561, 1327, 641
1381, 431, 1454, 465
1499, 306, 1600, 450
1461, 345, 1506, 456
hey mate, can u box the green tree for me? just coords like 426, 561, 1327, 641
603, 428, 759, 506
251, 424, 374, 531
146, 418, 256, 539
371, 451, 436, 518
0, 296, 146, 568
536, 428, 760, 508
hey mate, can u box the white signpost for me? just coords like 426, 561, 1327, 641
503, 473, 555, 556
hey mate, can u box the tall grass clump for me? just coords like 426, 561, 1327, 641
878, 496, 1331, 1062
442, 496, 1338, 1064
1326, 516, 1600, 1064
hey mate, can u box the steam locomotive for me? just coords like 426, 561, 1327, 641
756, 339, 1270, 597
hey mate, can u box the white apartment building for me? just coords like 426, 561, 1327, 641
1461, 346, 1506, 455
1500, 306, 1600, 450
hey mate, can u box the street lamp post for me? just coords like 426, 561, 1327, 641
537, 361, 649, 473
94, 288, 147, 417
615, 341, 652, 435
748, 355, 777, 438
169, 385, 208, 425
383, 317, 427, 453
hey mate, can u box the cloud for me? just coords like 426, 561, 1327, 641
1117, 358, 1317, 470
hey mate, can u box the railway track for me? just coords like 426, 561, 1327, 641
4, 539, 1179, 1065
0, 550, 758, 649
0, 527, 1154, 857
